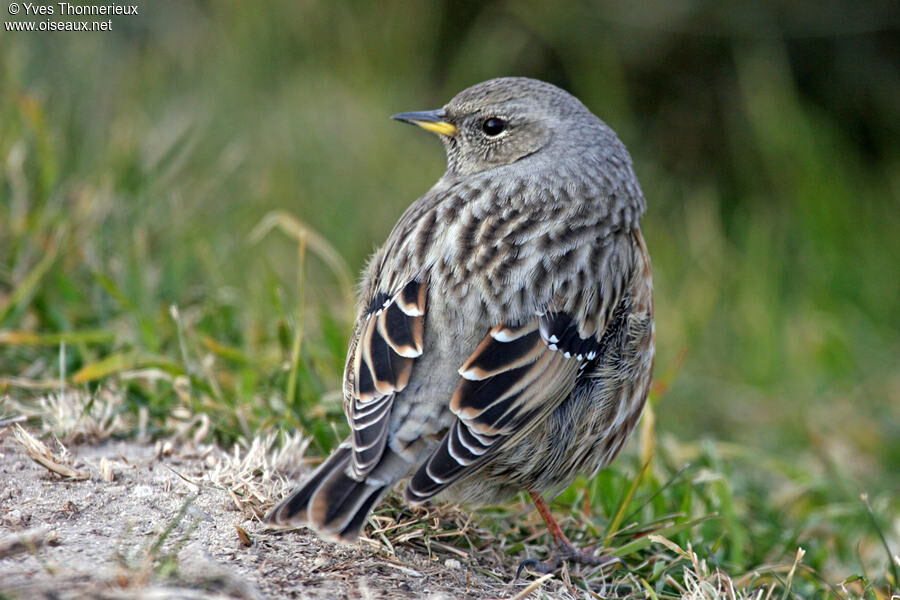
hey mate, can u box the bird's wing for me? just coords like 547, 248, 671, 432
345, 278, 426, 478
405, 310, 608, 502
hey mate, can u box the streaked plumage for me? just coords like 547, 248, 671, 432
266, 77, 654, 568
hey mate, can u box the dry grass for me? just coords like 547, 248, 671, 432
3, 389, 131, 444
207, 431, 310, 519
11, 423, 88, 480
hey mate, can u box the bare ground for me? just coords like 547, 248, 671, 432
0, 428, 598, 600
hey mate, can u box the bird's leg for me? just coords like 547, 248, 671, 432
516, 490, 620, 577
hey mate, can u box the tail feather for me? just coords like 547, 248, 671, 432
264, 439, 391, 543
336, 483, 387, 539
264, 442, 354, 527
309, 468, 387, 536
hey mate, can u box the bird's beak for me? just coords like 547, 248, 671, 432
391, 109, 458, 136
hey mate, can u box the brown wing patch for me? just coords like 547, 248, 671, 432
457, 323, 546, 382
349, 279, 425, 478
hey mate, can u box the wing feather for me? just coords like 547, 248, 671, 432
348, 279, 426, 478
407, 314, 597, 502
458, 325, 545, 381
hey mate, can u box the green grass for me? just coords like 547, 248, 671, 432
1, 2, 898, 598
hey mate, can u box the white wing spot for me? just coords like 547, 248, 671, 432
458, 368, 480, 381
491, 329, 515, 342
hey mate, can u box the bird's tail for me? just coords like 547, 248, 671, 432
264, 440, 391, 543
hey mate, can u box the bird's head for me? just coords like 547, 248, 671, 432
392, 77, 610, 177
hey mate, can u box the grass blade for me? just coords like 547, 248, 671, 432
0, 330, 115, 346
604, 458, 652, 546
0, 241, 59, 325
610, 514, 718, 557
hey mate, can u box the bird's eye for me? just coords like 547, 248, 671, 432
481, 117, 507, 137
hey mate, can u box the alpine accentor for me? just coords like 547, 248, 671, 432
266, 77, 654, 573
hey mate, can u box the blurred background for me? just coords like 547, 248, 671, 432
1, 0, 899, 586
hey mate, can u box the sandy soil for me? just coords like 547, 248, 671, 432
0, 429, 587, 600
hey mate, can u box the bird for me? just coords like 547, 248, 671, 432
265, 76, 655, 573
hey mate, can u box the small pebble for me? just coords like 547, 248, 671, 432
132, 484, 154, 497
